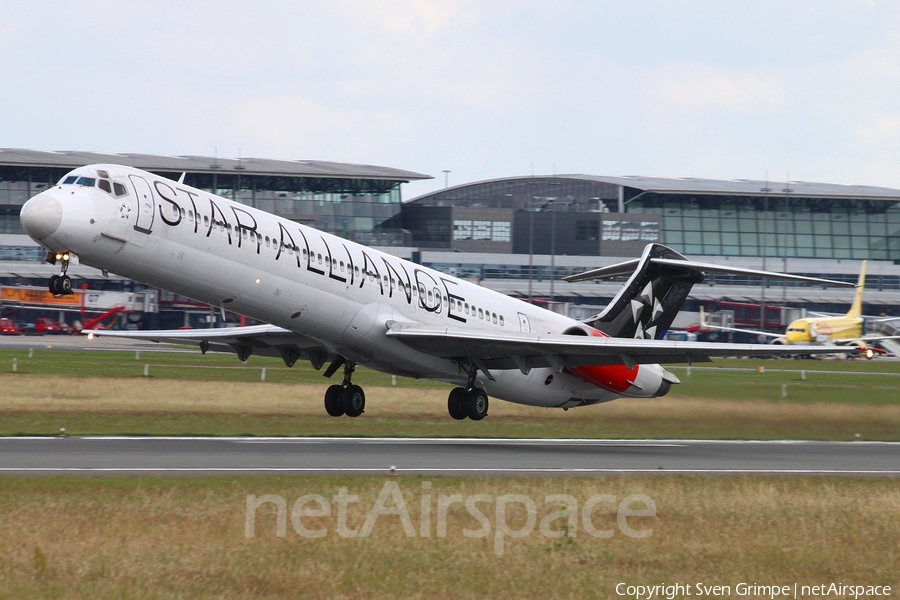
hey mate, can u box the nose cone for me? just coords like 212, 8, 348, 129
20, 194, 63, 240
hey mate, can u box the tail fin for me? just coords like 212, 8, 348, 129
846, 260, 867, 319
580, 244, 701, 340
564, 243, 857, 340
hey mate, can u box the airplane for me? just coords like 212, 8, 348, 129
18, 164, 855, 420
698, 261, 900, 357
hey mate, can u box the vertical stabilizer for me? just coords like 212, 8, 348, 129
584, 244, 704, 339
846, 260, 867, 319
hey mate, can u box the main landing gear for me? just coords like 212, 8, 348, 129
48, 252, 74, 296
447, 363, 489, 421
323, 359, 366, 418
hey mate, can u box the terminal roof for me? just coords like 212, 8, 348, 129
0, 148, 431, 182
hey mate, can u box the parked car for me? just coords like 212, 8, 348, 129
34, 317, 67, 335
0, 318, 23, 335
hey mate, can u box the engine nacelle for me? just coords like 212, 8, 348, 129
564, 325, 680, 398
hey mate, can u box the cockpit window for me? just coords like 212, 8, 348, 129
63, 175, 78, 185
113, 182, 128, 197
98, 179, 112, 193
76, 177, 97, 187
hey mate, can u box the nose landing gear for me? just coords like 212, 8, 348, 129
47, 252, 74, 296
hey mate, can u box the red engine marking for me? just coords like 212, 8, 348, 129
568, 326, 638, 394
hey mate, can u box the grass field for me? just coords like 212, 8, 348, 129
1, 475, 897, 599
0, 349, 898, 439
2, 350, 898, 598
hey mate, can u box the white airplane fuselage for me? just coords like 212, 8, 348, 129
20, 164, 672, 409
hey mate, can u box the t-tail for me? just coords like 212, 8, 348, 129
846, 260, 867, 319
563, 243, 856, 340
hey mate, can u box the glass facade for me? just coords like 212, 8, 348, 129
628, 193, 900, 260
452, 219, 512, 242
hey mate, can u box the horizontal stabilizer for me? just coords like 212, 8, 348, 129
565, 257, 856, 287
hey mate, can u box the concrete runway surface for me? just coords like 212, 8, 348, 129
1, 437, 898, 476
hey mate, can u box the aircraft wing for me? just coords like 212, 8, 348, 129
385, 323, 850, 372
82, 325, 334, 368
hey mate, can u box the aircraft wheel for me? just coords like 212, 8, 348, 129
49, 275, 60, 295
342, 384, 365, 417
464, 388, 489, 421
60, 275, 73, 295
324, 384, 345, 417
447, 387, 467, 420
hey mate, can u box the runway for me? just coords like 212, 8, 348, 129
1, 437, 899, 476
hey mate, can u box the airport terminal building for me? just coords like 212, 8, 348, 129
401, 175, 900, 261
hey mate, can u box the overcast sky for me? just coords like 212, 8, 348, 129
3, 0, 900, 199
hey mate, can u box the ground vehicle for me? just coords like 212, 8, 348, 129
0, 318, 23, 335
34, 317, 68, 335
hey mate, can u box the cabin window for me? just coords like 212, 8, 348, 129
340, 261, 345, 271
478, 308, 484, 319
203, 216, 209, 227
427, 290, 433, 302
265, 236, 270, 247
179, 207, 185, 218
499, 315, 504, 326
443, 295, 448, 304
188, 211, 193, 222
354, 266, 360, 276
492, 313, 497, 324
243, 229, 248, 240
98, 179, 112, 193
464, 303, 469, 314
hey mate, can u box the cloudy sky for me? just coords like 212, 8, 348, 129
3, 0, 900, 199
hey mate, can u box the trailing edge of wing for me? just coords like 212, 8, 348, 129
564, 257, 856, 287
385, 323, 851, 371
82, 325, 333, 367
